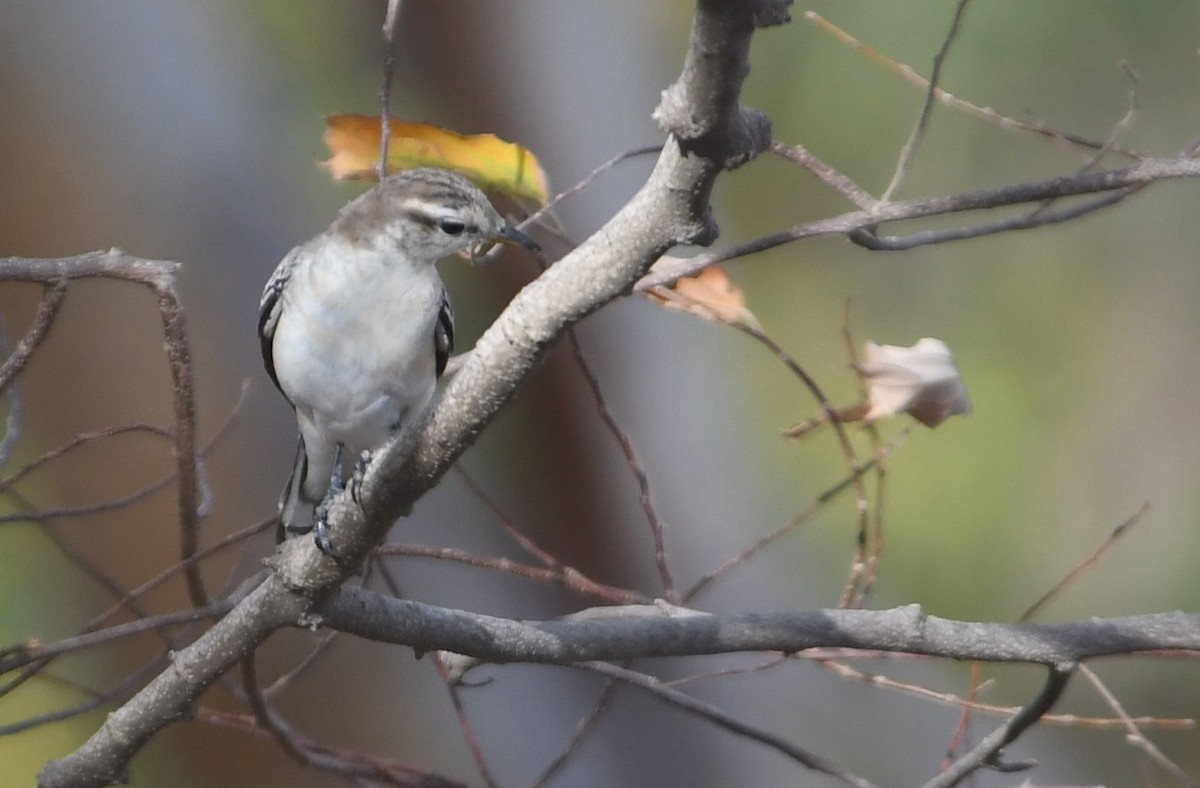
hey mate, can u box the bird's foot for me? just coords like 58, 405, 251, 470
328, 443, 346, 496
310, 444, 350, 561
349, 450, 372, 504
312, 498, 339, 560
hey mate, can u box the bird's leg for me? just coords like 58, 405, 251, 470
313, 443, 345, 559
349, 449, 372, 505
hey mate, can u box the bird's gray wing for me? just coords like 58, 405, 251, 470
258, 247, 300, 402
434, 289, 454, 378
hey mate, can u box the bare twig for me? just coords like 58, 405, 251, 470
522, 144, 662, 230
638, 156, 1200, 289
377, 0, 403, 179
684, 450, 890, 602
0, 279, 68, 394
581, 661, 877, 788
453, 467, 649, 603
375, 543, 651, 605
530, 679, 623, 788
881, 0, 972, 201
0, 598, 234, 674
197, 708, 466, 787
769, 140, 875, 209
924, 664, 1074, 788
1, 251, 214, 611
0, 423, 172, 489
803, 11, 1145, 161
564, 328, 676, 601
0, 655, 173, 738
240, 651, 321, 768
1020, 502, 1149, 622
814, 656, 1190, 730
1079, 664, 1198, 786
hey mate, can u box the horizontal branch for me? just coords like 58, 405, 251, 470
322, 590, 1200, 666
637, 154, 1200, 288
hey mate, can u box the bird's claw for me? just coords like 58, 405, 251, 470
312, 498, 339, 561
350, 450, 372, 504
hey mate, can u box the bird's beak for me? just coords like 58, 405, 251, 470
494, 223, 541, 252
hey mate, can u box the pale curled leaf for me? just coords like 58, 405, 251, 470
854, 338, 972, 427
647, 265, 761, 330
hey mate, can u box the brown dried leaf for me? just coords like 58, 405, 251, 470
647, 266, 760, 330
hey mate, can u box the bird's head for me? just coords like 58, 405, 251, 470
336, 167, 539, 264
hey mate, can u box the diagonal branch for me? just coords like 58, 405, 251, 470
923, 664, 1074, 788
36, 3, 790, 785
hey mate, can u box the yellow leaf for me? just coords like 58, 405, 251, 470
322, 114, 549, 205
647, 266, 760, 330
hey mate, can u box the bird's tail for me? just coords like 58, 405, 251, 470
277, 438, 318, 542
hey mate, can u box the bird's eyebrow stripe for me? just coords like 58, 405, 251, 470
400, 200, 477, 232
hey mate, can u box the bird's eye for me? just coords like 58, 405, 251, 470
439, 219, 466, 236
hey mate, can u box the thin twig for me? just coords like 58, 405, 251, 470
196, 708, 466, 787
521, 145, 662, 231
0, 316, 19, 471
849, 186, 1136, 251
840, 311, 893, 608
374, 559, 501, 788
580, 661, 878, 788
375, 543, 651, 605
684, 451, 891, 602
637, 155, 1200, 288
813, 656, 1190, 730
726, 321, 870, 604
530, 679, 623, 788
0, 279, 68, 395
0, 599, 234, 673
803, 11, 1144, 162
0, 654, 175, 737
378, 0, 403, 179
769, 140, 876, 209
881, 0, 972, 201
924, 664, 1074, 788
453, 466, 644, 603
564, 327, 676, 601
1079, 664, 1198, 786
0, 423, 172, 489
241, 650, 320, 767
1019, 502, 1149, 623
151, 275, 208, 608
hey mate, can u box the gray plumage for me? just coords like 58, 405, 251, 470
259, 168, 537, 539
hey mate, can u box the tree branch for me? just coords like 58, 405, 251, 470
0, 250, 209, 609
319, 590, 1200, 666
636, 155, 1200, 289
36, 3, 790, 785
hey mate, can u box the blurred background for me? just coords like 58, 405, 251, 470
2, 1, 1199, 785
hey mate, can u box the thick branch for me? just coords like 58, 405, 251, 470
320, 591, 1200, 666
38, 3, 785, 785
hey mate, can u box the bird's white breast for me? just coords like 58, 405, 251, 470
271, 235, 443, 453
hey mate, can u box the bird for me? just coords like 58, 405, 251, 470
258, 167, 538, 550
